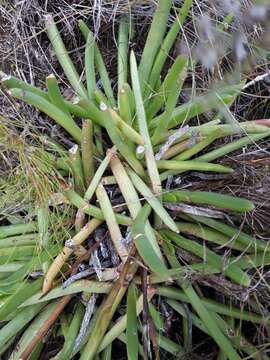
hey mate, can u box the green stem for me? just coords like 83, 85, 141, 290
158, 159, 233, 175
197, 132, 270, 162
46, 74, 70, 114
157, 286, 268, 325
131, 204, 168, 274
84, 147, 116, 201
187, 214, 268, 253
117, 16, 130, 95
147, 0, 192, 93
130, 51, 161, 194
110, 154, 163, 261
45, 15, 87, 98
0, 222, 37, 238
81, 119, 95, 186
64, 188, 131, 226
85, 32, 96, 100
0, 303, 45, 349
10, 88, 82, 144
79, 20, 116, 107
151, 56, 188, 145
139, 0, 172, 93
127, 168, 178, 233
163, 190, 254, 212
69, 145, 85, 195
162, 230, 250, 286
147, 56, 187, 121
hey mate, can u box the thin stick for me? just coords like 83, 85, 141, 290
80, 247, 138, 360
19, 295, 71, 360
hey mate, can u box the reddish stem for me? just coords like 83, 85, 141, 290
20, 295, 71, 360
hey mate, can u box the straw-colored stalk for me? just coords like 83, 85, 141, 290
96, 183, 128, 262
42, 218, 102, 294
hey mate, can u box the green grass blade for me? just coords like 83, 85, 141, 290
118, 16, 130, 95
54, 303, 84, 360
174, 221, 249, 252
85, 32, 96, 100
10, 301, 64, 360
197, 132, 270, 162
46, 74, 70, 114
150, 83, 244, 130
147, 0, 192, 93
94, 88, 110, 107
37, 205, 50, 273
157, 287, 268, 325
0, 71, 49, 99
64, 188, 131, 225
0, 303, 45, 349
104, 119, 145, 177
162, 230, 250, 286
173, 132, 220, 161
149, 303, 164, 330
130, 51, 161, 194
163, 190, 255, 212
84, 147, 116, 201
159, 252, 242, 360
69, 144, 85, 195
187, 214, 269, 253
45, 15, 87, 98
98, 290, 156, 353
0, 222, 37, 238
147, 55, 188, 122
82, 119, 95, 186
80, 262, 138, 360
131, 204, 168, 274
139, 0, 172, 93
108, 108, 144, 145
127, 169, 178, 233
0, 246, 36, 262
127, 284, 139, 360
158, 160, 233, 178
21, 281, 111, 307
79, 20, 116, 107
151, 56, 188, 145
10, 88, 82, 144
110, 155, 163, 260
119, 83, 133, 125
0, 278, 43, 321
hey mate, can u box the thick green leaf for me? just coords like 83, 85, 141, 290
127, 169, 178, 233
131, 204, 168, 274
163, 190, 255, 212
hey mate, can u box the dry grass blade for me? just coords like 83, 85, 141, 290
42, 218, 102, 294
96, 182, 128, 262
